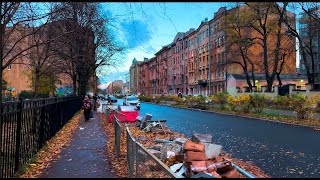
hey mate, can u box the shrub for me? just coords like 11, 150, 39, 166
308, 94, 320, 112
19, 90, 34, 99
215, 92, 230, 110
138, 95, 153, 102
249, 94, 267, 113
226, 95, 239, 111
238, 94, 251, 113
295, 100, 313, 119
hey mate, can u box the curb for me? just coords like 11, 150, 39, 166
143, 102, 320, 129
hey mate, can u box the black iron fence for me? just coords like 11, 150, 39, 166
0, 96, 82, 178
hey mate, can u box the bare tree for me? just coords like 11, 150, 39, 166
50, 2, 124, 96
223, 5, 258, 91
282, 3, 320, 87
242, 2, 292, 91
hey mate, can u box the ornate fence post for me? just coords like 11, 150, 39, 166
38, 99, 46, 149
14, 100, 23, 171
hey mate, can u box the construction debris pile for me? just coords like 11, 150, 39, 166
130, 114, 269, 178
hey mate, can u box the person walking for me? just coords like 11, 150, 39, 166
107, 94, 111, 105
82, 95, 91, 122
89, 95, 95, 119
93, 93, 98, 110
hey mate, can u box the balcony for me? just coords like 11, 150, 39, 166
198, 80, 208, 87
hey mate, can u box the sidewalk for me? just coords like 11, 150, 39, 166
39, 110, 116, 178
263, 108, 320, 120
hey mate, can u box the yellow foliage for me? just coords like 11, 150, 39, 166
308, 94, 320, 105
238, 94, 250, 103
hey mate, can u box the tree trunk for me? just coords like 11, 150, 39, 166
72, 74, 77, 96
276, 73, 282, 87
78, 72, 89, 97
34, 68, 40, 98
270, 13, 283, 92
239, 47, 253, 91
0, 7, 4, 146
262, 36, 273, 91
300, 43, 313, 84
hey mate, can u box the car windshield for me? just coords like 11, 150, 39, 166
127, 97, 138, 101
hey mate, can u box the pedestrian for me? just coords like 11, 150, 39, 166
107, 94, 111, 105
123, 94, 127, 105
82, 95, 91, 122
178, 91, 182, 98
88, 95, 95, 119
93, 93, 98, 110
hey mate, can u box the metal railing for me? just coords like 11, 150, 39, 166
0, 96, 82, 178
112, 111, 177, 178
113, 115, 122, 159
126, 126, 136, 178
135, 140, 177, 178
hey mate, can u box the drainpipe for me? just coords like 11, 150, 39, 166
232, 163, 256, 178
208, 22, 211, 95
182, 41, 185, 95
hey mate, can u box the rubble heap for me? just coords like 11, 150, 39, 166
129, 123, 270, 178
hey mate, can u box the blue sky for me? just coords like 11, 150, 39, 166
98, 2, 230, 87
97, 2, 302, 88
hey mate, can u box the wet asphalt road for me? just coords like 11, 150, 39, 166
131, 100, 320, 178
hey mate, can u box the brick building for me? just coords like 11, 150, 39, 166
3, 20, 98, 96
129, 58, 141, 95
135, 5, 297, 96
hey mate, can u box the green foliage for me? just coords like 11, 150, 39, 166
291, 93, 312, 119
249, 94, 267, 113
2, 80, 8, 90
138, 95, 153, 102
28, 70, 57, 97
19, 90, 34, 99
215, 92, 230, 110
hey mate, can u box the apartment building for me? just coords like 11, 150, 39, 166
138, 58, 150, 95
135, 5, 297, 96
129, 58, 142, 95
299, 6, 320, 89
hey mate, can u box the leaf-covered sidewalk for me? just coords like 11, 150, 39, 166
19, 110, 116, 178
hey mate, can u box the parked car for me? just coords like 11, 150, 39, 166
98, 94, 105, 100
106, 105, 138, 123
123, 96, 140, 110
109, 95, 117, 103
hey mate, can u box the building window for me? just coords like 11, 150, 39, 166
7, 64, 12, 70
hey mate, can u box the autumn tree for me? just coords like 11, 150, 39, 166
112, 85, 122, 94
239, 2, 296, 91
223, 5, 257, 91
